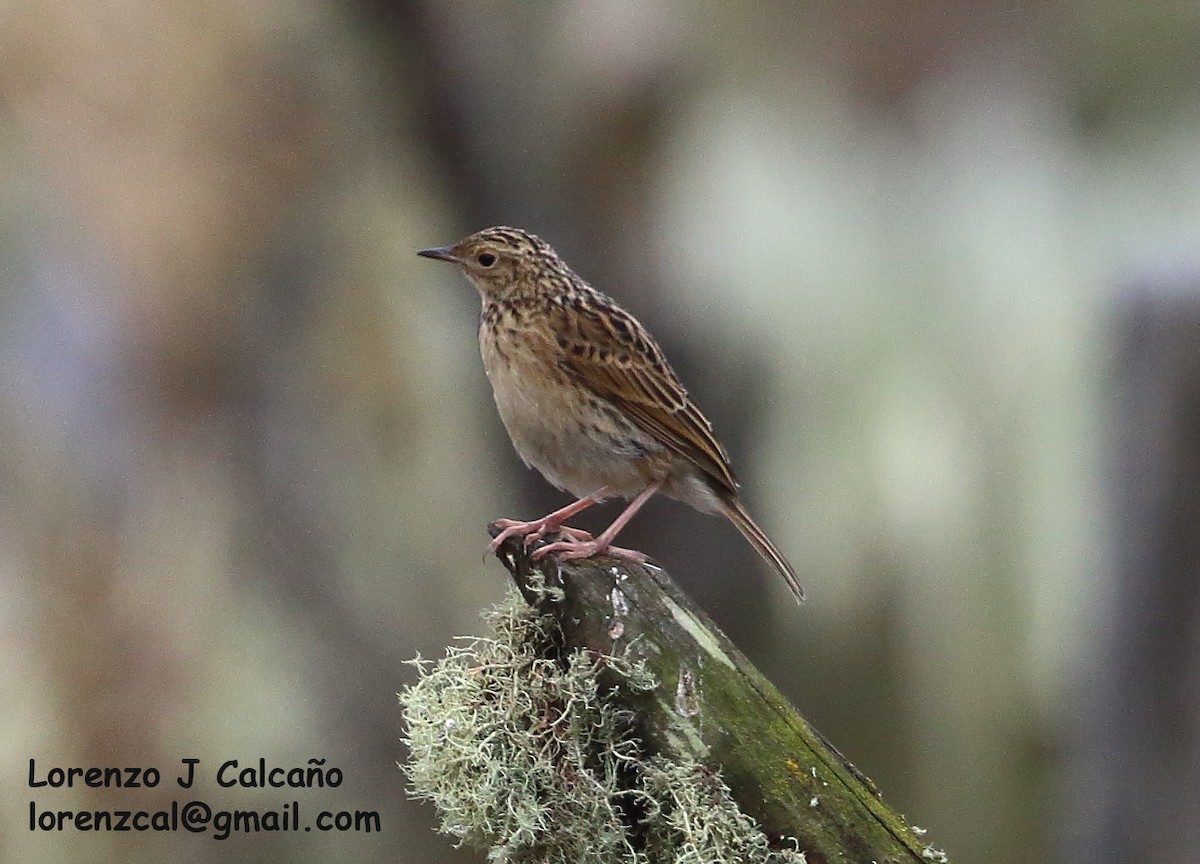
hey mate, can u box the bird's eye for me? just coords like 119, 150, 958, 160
476, 252, 497, 268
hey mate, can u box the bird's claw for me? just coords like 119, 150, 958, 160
489, 519, 594, 555
488, 518, 539, 554
532, 525, 593, 545
531, 539, 647, 564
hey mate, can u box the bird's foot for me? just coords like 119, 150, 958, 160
531, 538, 647, 565
549, 525, 595, 543
488, 518, 593, 554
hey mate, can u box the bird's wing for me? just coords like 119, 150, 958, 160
549, 296, 739, 493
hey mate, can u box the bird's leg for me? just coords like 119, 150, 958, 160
532, 481, 662, 564
488, 488, 613, 554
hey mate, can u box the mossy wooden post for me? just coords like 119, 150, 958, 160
491, 525, 943, 863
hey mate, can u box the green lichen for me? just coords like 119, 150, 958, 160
399, 586, 806, 863
638, 759, 807, 863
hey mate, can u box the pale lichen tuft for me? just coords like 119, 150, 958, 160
400, 587, 804, 863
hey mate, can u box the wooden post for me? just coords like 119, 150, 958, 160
491, 526, 943, 862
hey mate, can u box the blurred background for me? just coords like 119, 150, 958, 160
3, 1, 1199, 862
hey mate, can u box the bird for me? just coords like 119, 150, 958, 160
417, 226, 804, 602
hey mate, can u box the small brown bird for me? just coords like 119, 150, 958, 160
418, 227, 803, 602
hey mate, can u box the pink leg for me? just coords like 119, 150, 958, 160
488, 487, 612, 554
532, 481, 662, 564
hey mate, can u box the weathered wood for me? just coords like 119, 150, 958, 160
490, 524, 943, 863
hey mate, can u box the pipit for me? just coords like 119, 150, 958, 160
418, 227, 804, 602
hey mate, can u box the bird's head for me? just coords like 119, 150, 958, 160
417, 226, 564, 302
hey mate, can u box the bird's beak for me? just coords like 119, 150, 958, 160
417, 245, 457, 263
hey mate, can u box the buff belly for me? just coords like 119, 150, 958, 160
480, 323, 722, 513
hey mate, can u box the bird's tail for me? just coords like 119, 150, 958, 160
717, 492, 805, 603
